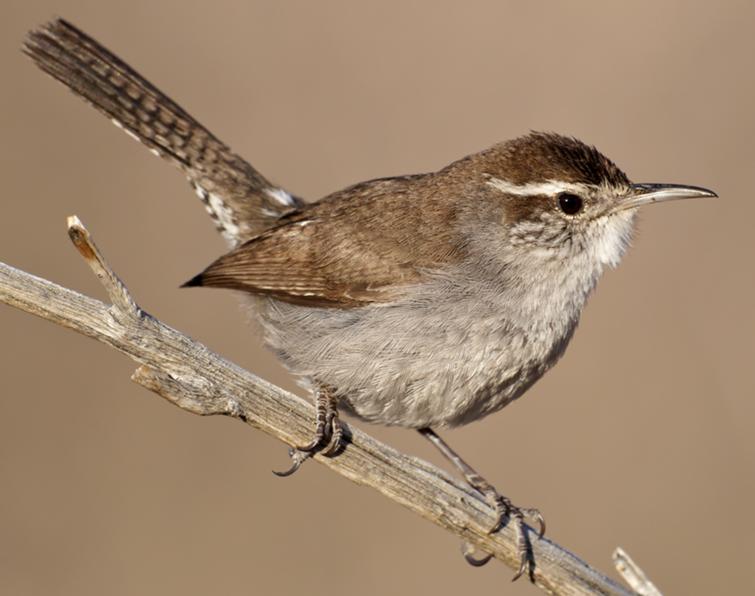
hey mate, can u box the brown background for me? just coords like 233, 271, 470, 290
1, 1, 753, 594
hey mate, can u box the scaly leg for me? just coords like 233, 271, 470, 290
418, 427, 545, 581
274, 385, 345, 477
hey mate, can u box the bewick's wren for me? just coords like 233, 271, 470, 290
25, 19, 716, 580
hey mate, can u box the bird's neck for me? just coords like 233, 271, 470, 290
501, 211, 636, 332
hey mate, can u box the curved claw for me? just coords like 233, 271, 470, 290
272, 448, 312, 477
461, 542, 493, 567
511, 551, 528, 582
294, 437, 324, 453
486, 500, 546, 538
523, 508, 546, 538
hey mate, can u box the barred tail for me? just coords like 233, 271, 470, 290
23, 18, 303, 245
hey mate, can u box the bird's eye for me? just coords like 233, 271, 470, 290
558, 193, 583, 215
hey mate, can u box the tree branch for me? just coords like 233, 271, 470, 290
613, 548, 662, 596
0, 216, 636, 596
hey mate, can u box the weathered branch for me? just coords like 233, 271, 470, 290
0, 216, 637, 596
613, 548, 662, 596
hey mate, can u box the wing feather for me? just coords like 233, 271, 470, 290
184, 176, 462, 307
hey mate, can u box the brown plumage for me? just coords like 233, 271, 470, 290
23, 18, 303, 243
183, 132, 630, 308
184, 174, 467, 306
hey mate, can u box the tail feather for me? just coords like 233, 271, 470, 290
23, 18, 303, 245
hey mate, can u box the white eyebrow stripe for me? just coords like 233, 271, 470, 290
486, 177, 590, 197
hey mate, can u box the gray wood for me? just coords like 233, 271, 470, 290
613, 548, 661, 596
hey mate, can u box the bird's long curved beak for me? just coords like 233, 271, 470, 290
615, 183, 717, 212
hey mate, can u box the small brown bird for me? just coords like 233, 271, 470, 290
24, 19, 716, 579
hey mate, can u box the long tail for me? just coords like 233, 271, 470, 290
23, 18, 304, 245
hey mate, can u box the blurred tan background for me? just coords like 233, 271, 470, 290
1, 1, 753, 594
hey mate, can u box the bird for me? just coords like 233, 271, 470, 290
24, 18, 716, 580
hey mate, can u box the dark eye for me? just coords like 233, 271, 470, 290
558, 193, 583, 215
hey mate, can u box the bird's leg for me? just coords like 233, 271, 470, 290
418, 427, 545, 581
274, 385, 345, 477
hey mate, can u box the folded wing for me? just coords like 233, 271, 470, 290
184, 177, 462, 307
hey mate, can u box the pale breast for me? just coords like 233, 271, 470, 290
256, 270, 582, 429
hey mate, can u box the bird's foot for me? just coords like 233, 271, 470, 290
464, 479, 545, 581
273, 386, 345, 477
416, 428, 544, 581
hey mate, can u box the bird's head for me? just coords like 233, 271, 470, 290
457, 132, 716, 273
